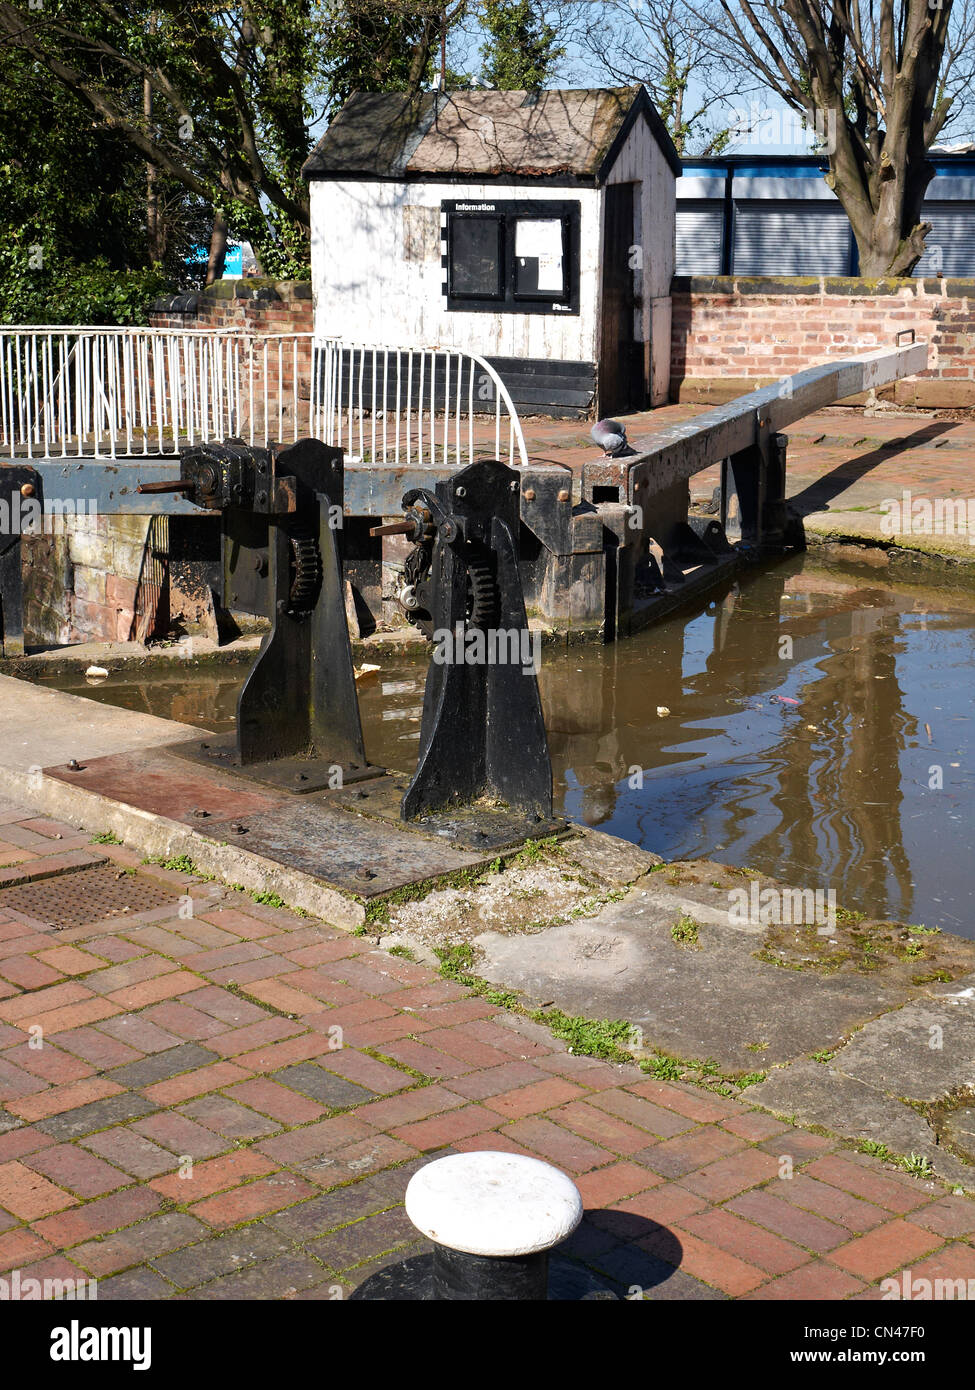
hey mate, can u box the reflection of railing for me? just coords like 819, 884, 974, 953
0, 326, 528, 468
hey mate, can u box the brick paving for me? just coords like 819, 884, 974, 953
525, 404, 975, 553
0, 797, 973, 1301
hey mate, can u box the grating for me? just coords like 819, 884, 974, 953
0, 864, 181, 930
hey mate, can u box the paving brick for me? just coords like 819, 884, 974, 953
805, 1155, 936, 1214
48, 1030, 142, 1075
447, 1059, 549, 1101
679, 1207, 810, 1275
309, 1206, 418, 1270
637, 1125, 746, 1179
141, 1061, 252, 1106
758, 1129, 837, 1164
207, 1016, 303, 1057
481, 1076, 586, 1120
129, 1112, 228, 1160
35, 1091, 157, 1141
0, 1126, 55, 1162
23, 1143, 128, 1197
681, 1147, 780, 1202
191, 1252, 334, 1300
70, 1212, 207, 1277
233, 1032, 336, 1073
0, 1159, 80, 1219
720, 1111, 791, 1142
827, 1220, 944, 1280
548, 1100, 656, 1156
17, 997, 122, 1036
354, 1084, 466, 1131
726, 1188, 850, 1253
31, 1186, 163, 1247
140, 1000, 234, 1041
180, 985, 268, 1027
645, 1227, 766, 1296
82, 1126, 182, 1179
906, 1242, 975, 1289
314, 1048, 414, 1096
533, 1053, 632, 1090
223, 1077, 326, 1126
2, 1040, 94, 1086
0, 955, 63, 990
392, 1104, 499, 1150
0, 981, 91, 1023
151, 1149, 279, 1202
35, 946, 104, 976
190, 1172, 318, 1227
502, 1117, 614, 1173
271, 1062, 375, 1110
7, 1076, 125, 1122
0, 1225, 54, 1271
107, 971, 206, 1009
96, 1014, 182, 1053
85, 956, 180, 996
741, 1262, 866, 1301
266, 1178, 401, 1241
256, 1116, 376, 1165
779, 1173, 889, 1233
297, 1135, 419, 1188
588, 1088, 696, 1139
910, 1195, 975, 1238
91, 1265, 177, 1300
106, 1042, 220, 1089
610, 1183, 709, 1227
625, 1078, 740, 1123
179, 1094, 279, 1140
420, 1025, 513, 1069
573, 1161, 663, 1208
379, 1039, 475, 1080
150, 1222, 293, 1287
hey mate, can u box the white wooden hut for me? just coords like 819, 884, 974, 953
302, 86, 681, 417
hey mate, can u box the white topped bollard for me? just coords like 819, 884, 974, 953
404, 1151, 583, 1300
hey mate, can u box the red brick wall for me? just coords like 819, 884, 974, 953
670, 276, 975, 407
150, 280, 315, 441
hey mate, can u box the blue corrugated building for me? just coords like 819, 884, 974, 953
676, 154, 975, 277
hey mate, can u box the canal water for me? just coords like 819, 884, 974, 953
40, 554, 975, 937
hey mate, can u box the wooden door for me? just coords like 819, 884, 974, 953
599, 183, 644, 416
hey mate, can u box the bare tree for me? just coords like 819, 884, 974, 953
695, 0, 975, 274
567, 0, 747, 154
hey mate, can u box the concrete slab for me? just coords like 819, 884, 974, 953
0, 671, 200, 771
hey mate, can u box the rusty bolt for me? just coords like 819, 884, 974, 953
20, 483, 35, 498
355, 866, 376, 881
558, 489, 570, 502
509, 480, 519, 492
524, 488, 536, 501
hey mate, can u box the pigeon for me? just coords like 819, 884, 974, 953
591, 419, 629, 456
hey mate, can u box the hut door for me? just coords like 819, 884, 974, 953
599, 183, 643, 416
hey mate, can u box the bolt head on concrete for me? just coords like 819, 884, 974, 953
405, 1152, 583, 1257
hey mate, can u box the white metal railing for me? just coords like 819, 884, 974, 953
0, 326, 528, 469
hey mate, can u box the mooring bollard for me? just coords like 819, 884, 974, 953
404, 1151, 583, 1301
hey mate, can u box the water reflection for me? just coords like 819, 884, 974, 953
39, 556, 975, 935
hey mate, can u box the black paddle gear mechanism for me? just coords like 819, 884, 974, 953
373, 459, 554, 827
157, 438, 382, 792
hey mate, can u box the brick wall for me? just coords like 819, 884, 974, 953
670, 276, 975, 408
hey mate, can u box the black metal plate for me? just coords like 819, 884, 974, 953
329, 775, 566, 853
167, 732, 384, 794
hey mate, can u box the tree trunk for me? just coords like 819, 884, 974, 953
144, 77, 165, 264
206, 212, 228, 286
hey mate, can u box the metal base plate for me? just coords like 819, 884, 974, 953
329, 775, 566, 853
349, 1253, 618, 1301
167, 731, 385, 794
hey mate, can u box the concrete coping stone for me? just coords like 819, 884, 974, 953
405, 1152, 583, 1257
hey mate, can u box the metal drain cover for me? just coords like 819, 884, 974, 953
0, 865, 181, 930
